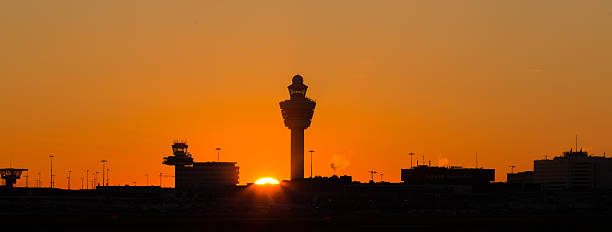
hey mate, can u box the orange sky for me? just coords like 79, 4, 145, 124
1, 1, 611, 188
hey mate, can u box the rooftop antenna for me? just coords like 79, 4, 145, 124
575, 134, 578, 152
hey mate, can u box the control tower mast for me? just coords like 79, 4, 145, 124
280, 75, 316, 181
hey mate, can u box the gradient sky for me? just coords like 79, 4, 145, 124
1, 1, 611, 188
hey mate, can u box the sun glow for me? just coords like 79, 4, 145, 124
255, 177, 279, 185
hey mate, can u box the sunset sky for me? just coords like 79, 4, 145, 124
1, 1, 611, 188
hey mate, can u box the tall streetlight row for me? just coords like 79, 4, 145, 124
31, 154, 111, 189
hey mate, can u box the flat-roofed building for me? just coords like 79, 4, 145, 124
401, 165, 495, 185
507, 171, 535, 185
175, 162, 239, 189
534, 149, 612, 190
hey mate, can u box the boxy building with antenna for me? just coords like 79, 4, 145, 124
163, 142, 239, 191
533, 148, 612, 190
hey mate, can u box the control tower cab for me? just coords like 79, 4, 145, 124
0, 168, 27, 188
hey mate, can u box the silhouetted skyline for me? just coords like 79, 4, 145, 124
2, 1, 612, 187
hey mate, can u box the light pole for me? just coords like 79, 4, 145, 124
145, 174, 149, 186
308, 150, 315, 178
101, 160, 108, 187
67, 169, 71, 190
368, 170, 377, 182
409, 152, 415, 169
86, 169, 89, 190
216, 147, 221, 162
509, 165, 515, 174
95, 171, 99, 187
49, 154, 54, 188
380, 173, 383, 182
159, 173, 162, 187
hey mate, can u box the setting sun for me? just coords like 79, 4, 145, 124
254, 178, 280, 185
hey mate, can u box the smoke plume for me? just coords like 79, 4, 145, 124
330, 154, 351, 175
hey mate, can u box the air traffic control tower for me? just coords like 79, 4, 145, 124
0, 168, 27, 188
280, 75, 316, 181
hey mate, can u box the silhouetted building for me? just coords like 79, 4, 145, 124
163, 142, 239, 190
280, 75, 316, 181
507, 171, 535, 184
307, 175, 353, 185
0, 168, 27, 188
534, 149, 612, 190
96, 185, 161, 192
280, 175, 353, 192
401, 165, 495, 185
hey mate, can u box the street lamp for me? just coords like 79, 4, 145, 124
66, 169, 71, 190
101, 160, 108, 187
49, 154, 54, 188
408, 153, 415, 169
